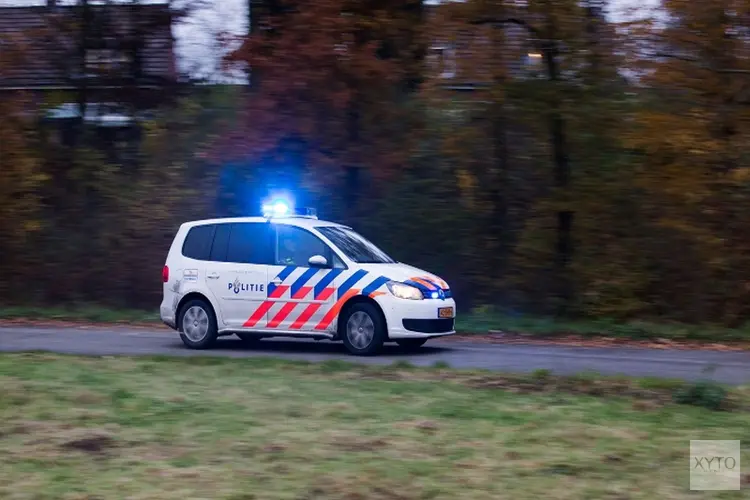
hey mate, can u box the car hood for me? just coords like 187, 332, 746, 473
357, 263, 449, 290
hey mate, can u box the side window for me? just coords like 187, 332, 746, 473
181, 224, 216, 261
275, 225, 332, 267
331, 252, 346, 269
226, 222, 271, 264
209, 223, 231, 262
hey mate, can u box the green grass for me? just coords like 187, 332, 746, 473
0, 353, 748, 499
0, 304, 159, 324
458, 307, 750, 342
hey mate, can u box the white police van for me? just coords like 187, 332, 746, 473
160, 202, 456, 355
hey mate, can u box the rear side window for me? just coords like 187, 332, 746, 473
226, 222, 271, 264
181, 224, 216, 260
210, 223, 232, 262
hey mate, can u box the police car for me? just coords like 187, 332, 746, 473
160, 201, 456, 355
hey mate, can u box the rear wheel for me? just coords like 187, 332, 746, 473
340, 302, 386, 356
178, 299, 218, 349
396, 338, 428, 351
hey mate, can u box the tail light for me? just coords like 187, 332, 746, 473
162, 265, 169, 283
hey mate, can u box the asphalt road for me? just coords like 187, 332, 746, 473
1, 326, 749, 384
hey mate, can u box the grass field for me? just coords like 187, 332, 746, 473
2, 303, 750, 344
0, 305, 160, 324
0, 354, 747, 499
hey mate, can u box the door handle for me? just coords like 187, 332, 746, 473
270, 277, 282, 285
207, 272, 220, 280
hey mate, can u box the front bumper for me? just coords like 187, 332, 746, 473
376, 295, 456, 340
402, 318, 454, 333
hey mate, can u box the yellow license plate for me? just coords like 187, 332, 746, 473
438, 307, 454, 319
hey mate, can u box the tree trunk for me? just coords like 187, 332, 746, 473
541, 22, 573, 316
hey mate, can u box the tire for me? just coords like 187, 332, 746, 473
339, 302, 387, 356
178, 299, 218, 349
396, 338, 428, 351
236, 332, 263, 344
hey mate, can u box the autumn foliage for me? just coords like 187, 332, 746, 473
4, 0, 750, 329
219, 0, 424, 208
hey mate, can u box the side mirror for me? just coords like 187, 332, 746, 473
308, 255, 328, 268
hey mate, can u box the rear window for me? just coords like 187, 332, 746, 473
181, 224, 216, 260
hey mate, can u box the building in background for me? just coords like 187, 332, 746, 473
0, 0, 176, 149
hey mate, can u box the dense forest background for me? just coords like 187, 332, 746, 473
2, 0, 750, 326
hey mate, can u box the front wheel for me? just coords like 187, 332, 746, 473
396, 338, 428, 351
178, 299, 218, 349
340, 303, 386, 356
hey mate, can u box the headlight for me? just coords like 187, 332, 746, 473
386, 281, 423, 300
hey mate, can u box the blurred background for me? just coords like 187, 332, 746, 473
1, 0, 749, 327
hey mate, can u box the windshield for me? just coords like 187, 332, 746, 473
316, 226, 396, 264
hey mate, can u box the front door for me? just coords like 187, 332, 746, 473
264, 223, 344, 331
204, 222, 272, 329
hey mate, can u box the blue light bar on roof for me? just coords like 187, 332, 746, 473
262, 200, 290, 218
260, 196, 318, 219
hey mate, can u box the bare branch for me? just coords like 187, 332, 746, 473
654, 52, 699, 63
654, 53, 750, 75
470, 17, 542, 41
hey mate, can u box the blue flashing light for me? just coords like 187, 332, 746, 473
262, 199, 291, 218
276, 202, 289, 214
431, 291, 439, 299
260, 192, 318, 219
261, 190, 295, 218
